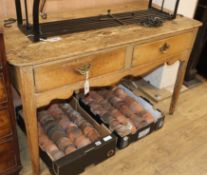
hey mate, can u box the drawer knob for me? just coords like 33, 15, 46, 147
76, 63, 91, 75
160, 43, 170, 53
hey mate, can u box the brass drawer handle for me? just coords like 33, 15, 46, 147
76, 63, 91, 75
160, 43, 170, 53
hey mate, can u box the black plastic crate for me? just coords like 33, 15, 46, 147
79, 97, 154, 149
78, 85, 164, 149
16, 98, 117, 175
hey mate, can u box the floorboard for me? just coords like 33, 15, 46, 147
18, 82, 207, 175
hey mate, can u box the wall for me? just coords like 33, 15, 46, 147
153, 0, 198, 18
0, 0, 198, 20
0, 0, 140, 19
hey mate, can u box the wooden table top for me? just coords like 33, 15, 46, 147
4, 1, 201, 67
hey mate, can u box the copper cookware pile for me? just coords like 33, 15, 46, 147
38, 103, 101, 160
82, 87, 154, 137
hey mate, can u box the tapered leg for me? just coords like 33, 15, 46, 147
169, 61, 187, 114
19, 67, 40, 175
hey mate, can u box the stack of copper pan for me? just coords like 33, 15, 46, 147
82, 87, 154, 137
38, 103, 101, 161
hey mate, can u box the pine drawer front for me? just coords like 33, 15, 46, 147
0, 74, 7, 103
34, 48, 126, 92
132, 32, 193, 67
0, 139, 17, 173
0, 108, 12, 139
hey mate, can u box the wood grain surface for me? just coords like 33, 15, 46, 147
132, 31, 193, 67
0, 108, 12, 138
34, 48, 126, 92
4, 2, 201, 66
0, 74, 7, 103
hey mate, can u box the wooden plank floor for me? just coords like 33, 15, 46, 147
18, 81, 207, 175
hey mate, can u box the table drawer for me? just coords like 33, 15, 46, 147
132, 32, 193, 67
0, 74, 7, 103
34, 48, 126, 92
0, 139, 17, 173
0, 108, 12, 138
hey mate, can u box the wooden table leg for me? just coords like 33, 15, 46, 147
19, 67, 40, 175
169, 61, 187, 115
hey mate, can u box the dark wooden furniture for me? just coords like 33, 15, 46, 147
197, 41, 207, 77
185, 0, 207, 81
196, 0, 207, 78
0, 29, 22, 175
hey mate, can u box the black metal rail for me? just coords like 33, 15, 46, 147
15, 0, 181, 42
38, 8, 171, 37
